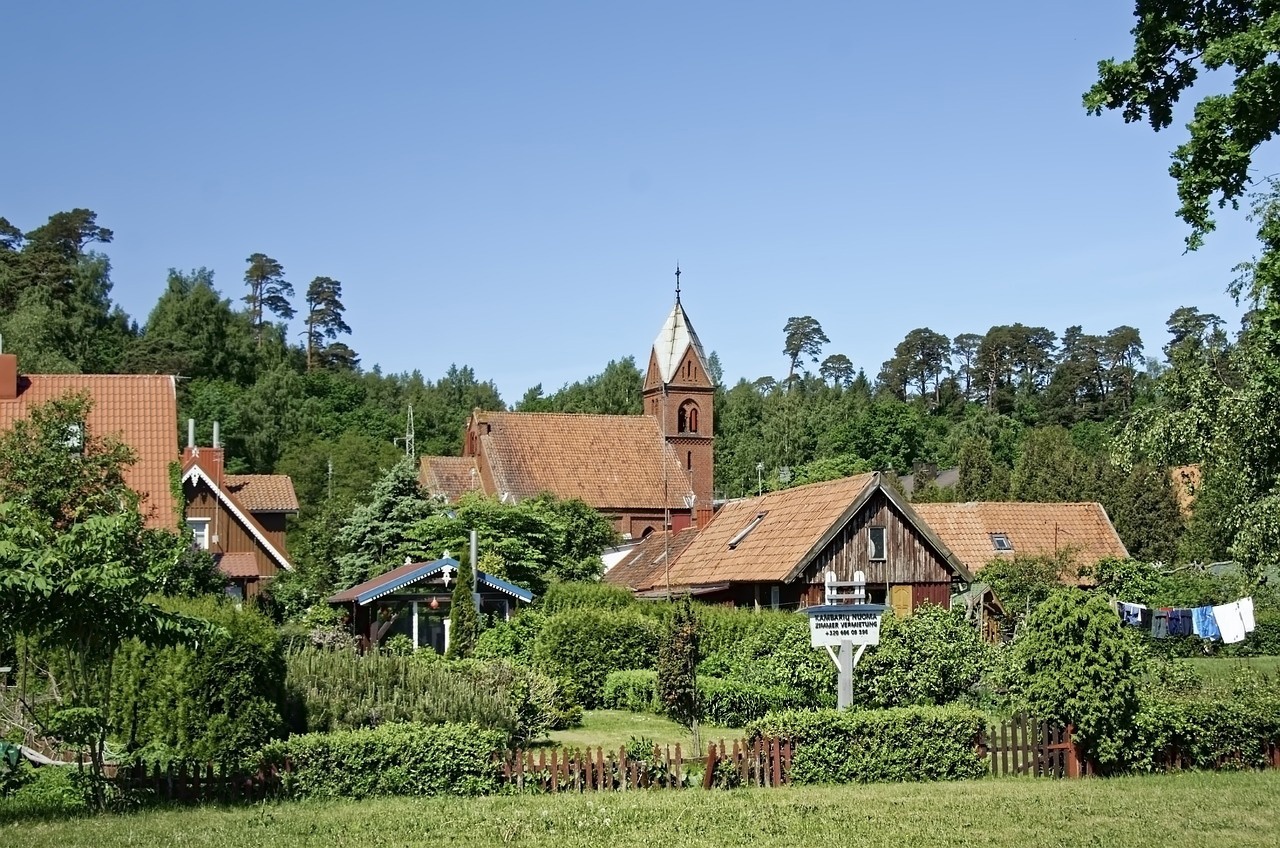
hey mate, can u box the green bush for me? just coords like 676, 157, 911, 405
285, 648, 575, 745
1013, 589, 1143, 770
109, 596, 286, 765
699, 614, 835, 706
532, 609, 660, 708
473, 610, 546, 665
539, 582, 636, 613
746, 706, 987, 784
850, 604, 990, 709
699, 678, 808, 727
0, 765, 94, 822
602, 670, 659, 713
1131, 693, 1280, 771
260, 722, 504, 799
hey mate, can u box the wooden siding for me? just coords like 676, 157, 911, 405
802, 490, 952, 585
184, 484, 280, 581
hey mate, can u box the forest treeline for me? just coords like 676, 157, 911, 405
0, 207, 1264, 574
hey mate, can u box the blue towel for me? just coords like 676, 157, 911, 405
1192, 606, 1220, 640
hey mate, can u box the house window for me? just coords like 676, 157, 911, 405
868, 526, 886, 561
770, 585, 781, 610
678, 400, 699, 433
187, 518, 211, 550
991, 534, 1013, 552
687, 451, 692, 470
728, 511, 768, 550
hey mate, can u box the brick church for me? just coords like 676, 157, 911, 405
419, 288, 714, 540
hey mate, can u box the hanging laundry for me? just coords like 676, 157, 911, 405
1214, 602, 1247, 644
1192, 606, 1220, 640
1120, 602, 1146, 628
1151, 608, 1171, 639
1239, 597, 1256, 633
1166, 608, 1191, 637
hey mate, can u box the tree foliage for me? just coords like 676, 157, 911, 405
445, 553, 479, 660
1086, 3, 1280, 248
657, 599, 701, 744
1014, 589, 1143, 769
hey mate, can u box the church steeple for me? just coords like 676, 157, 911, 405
643, 271, 715, 509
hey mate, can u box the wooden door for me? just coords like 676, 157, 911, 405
890, 584, 913, 618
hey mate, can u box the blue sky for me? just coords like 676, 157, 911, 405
3, 2, 1269, 402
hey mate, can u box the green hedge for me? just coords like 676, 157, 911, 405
260, 722, 504, 799
746, 706, 987, 784
1131, 693, 1280, 771
601, 670, 659, 713
700, 678, 809, 727
285, 649, 577, 745
109, 596, 286, 764
539, 582, 637, 613
532, 609, 660, 708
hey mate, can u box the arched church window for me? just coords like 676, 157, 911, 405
678, 400, 699, 434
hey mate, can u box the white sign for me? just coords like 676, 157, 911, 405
808, 608, 882, 647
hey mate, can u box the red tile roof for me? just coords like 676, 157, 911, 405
225, 474, 299, 513
910, 502, 1129, 577
0, 373, 178, 529
419, 456, 481, 501
458, 411, 694, 510
664, 474, 878, 587
604, 526, 701, 592
214, 552, 260, 579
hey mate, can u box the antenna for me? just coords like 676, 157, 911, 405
404, 404, 415, 458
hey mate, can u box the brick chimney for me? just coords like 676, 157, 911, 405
0, 353, 17, 401
695, 505, 715, 529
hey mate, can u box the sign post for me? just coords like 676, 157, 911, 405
804, 570, 886, 709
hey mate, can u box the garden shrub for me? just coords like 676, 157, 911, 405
284, 648, 575, 745
108, 596, 286, 765
699, 614, 835, 706
0, 765, 94, 822
1013, 589, 1143, 770
260, 722, 504, 799
473, 610, 546, 665
698, 678, 808, 727
602, 670, 659, 713
532, 609, 660, 708
1130, 692, 1280, 771
746, 705, 987, 784
850, 604, 990, 709
539, 581, 636, 613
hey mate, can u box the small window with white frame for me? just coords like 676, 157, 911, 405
991, 533, 1013, 552
868, 526, 887, 561
186, 517, 211, 550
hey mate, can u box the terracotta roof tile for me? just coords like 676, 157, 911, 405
0, 374, 178, 529
475, 412, 693, 509
225, 474, 299, 512
214, 552, 261, 579
664, 473, 877, 587
419, 456, 481, 501
910, 502, 1129, 577
605, 526, 701, 592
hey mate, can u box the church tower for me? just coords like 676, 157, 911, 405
643, 268, 715, 510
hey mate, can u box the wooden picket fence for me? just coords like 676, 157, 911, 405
979, 716, 1086, 778
495, 737, 794, 792
111, 760, 287, 803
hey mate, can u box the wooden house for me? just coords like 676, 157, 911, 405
181, 434, 298, 599
612, 472, 974, 617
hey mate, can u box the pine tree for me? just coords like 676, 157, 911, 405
445, 553, 478, 659
304, 276, 355, 371
243, 253, 294, 346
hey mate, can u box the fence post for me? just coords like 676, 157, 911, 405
702, 743, 717, 790
1065, 724, 1080, 779
674, 743, 682, 788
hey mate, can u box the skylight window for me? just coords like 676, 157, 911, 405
728, 511, 768, 550
991, 534, 1013, 552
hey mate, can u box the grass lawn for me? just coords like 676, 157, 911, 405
5, 771, 1280, 847
545, 710, 741, 752
1183, 655, 1280, 682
